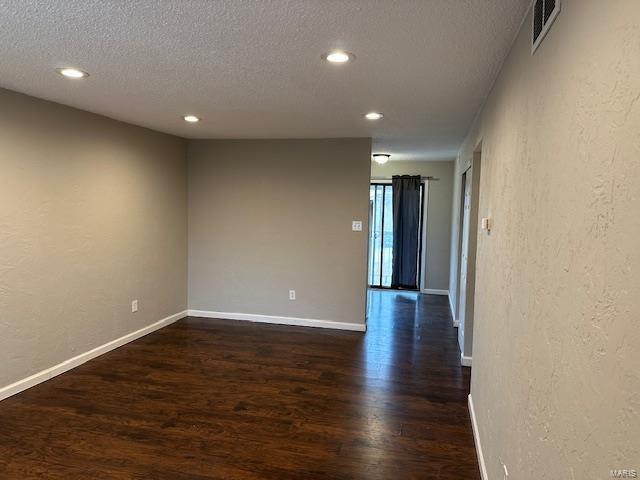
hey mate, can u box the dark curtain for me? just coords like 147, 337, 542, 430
391, 175, 421, 289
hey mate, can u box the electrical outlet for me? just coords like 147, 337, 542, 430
131, 300, 138, 313
352, 220, 363, 231
289, 290, 296, 300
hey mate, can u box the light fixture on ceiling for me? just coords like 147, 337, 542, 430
56, 67, 89, 79
183, 115, 200, 123
322, 50, 354, 64
373, 154, 390, 164
365, 112, 384, 120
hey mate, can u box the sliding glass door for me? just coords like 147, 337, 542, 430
368, 183, 424, 289
368, 184, 394, 287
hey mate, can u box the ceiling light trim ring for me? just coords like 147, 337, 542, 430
56, 67, 89, 79
321, 51, 355, 63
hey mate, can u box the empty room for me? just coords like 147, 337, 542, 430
1, 1, 638, 479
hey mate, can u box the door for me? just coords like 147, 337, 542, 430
368, 184, 394, 287
367, 183, 425, 289
458, 169, 472, 349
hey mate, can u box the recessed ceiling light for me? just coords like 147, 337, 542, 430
322, 50, 354, 64
373, 154, 391, 164
365, 112, 384, 120
56, 67, 89, 79
183, 115, 200, 123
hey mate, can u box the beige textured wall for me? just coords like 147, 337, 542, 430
455, 1, 640, 478
370, 160, 454, 291
188, 139, 371, 325
0, 88, 188, 389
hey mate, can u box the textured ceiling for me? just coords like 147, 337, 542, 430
0, 0, 529, 160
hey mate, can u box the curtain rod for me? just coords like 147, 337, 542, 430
370, 176, 439, 181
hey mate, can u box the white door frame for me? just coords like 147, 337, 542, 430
458, 166, 473, 353
455, 146, 482, 364
418, 180, 433, 293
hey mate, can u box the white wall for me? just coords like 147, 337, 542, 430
454, 1, 640, 478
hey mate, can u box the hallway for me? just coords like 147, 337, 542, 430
0, 291, 478, 479
365, 290, 477, 475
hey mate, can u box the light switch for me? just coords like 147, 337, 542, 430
352, 220, 363, 231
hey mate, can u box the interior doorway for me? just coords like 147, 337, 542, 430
455, 171, 467, 328
457, 170, 472, 350
455, 147, 482, 366
367, 182, 426, 290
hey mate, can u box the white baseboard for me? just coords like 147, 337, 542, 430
420, 288, 449, 296
461, 354, 473, 367
187, 310, 366, 332
468, 394, 488, 480
0, 310, 187, 402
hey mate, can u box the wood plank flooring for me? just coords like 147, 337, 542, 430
0, 290, 479, 479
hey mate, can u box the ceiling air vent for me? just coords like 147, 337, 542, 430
532, 0, 560, 53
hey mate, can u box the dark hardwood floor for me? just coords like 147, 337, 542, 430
0, 290, 479, 479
